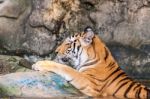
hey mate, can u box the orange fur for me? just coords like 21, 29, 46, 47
32, 27, 150, 99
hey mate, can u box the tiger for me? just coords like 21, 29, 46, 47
32, 27, 150, 99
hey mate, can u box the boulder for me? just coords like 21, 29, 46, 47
0, 72, 83, 98
0, 55, 31, 75
0, 0, 32, 52
108, 44, 150, 79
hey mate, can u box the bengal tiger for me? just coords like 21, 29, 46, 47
32, 27, 150, 99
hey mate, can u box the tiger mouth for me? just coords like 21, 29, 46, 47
55, 55, 73, 67
61, 57, 69, 63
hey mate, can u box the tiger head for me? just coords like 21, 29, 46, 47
55, 27, 108, 71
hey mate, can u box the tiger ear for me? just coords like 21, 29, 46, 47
82, 26, 95, 45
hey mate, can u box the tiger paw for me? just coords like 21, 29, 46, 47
32, 60, 56, 71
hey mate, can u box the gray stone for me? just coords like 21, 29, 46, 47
108, 44, 150, 79
0, 72, 82, 98
0, 55, 31, 74
0, 0, 32, 51
0, 0, 149, 55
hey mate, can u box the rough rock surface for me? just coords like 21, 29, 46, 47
108, 44, 150, 79
0, 0, 32, 52
0, 55, 31, 75
0, 72, 83, 98
0, 0, 149, 55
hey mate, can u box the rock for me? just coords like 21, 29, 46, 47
0, 72, 83, 98
0, 0, 149, 55
113, 7, 150, 48
0, 55, 31, 74
0, 55, 85, 98
0, 59, 10, 75
108, 43, 150, 79
23, 0, 80, 55
0, 0, 32, 52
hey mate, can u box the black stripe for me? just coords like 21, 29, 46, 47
93, 88, 100, 92
79, 48, 83, 57
86, 73, 95, 77
76, 45, 81, 58
107, 72, 126, 87
67, 78, 74, 83
84, 67, 121, 83
77, 45, 81, 52
147, 88, 150, 99
107, 62, 116, 70
113, 81, 129, 96
73, 34, 75, 37
117, 76, 130, 85
133, 83, 141, 91
102, 67, 121, 81
124, 82, 136, 98
108, 62, 115, 67
75, 34, 78, 37
86, 74, 109, 87
88, 81, 109, 93
93, 67, 121, 82
135, 87, 140, 99
108, 65, 116, 71
98, 82, 108, 92
72, 42, 76, 53
104, 47, 109, 61
79, 33, 81, 36
87, 78, 99, 86
138, 87, 142, 99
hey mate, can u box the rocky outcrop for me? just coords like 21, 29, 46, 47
108, 43, 150, 79
0, 55, 31, 75
0, 0, 149, 55
0, 72, 83, 98
0, 55, 82, 98
0, 0, 32, 52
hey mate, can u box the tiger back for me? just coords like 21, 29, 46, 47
32, 27, 150, 99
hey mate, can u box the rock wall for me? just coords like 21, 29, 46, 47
0, 0, 150, 77
0, 0, 31, 52
0, 0, 149, 55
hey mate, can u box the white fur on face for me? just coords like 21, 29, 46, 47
56, 28, 95, 70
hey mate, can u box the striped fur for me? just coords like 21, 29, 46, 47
32, 27, 150, 99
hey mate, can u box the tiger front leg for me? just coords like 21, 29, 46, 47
32, 60, 77, 81
32, 60, 101, 97
32, 60, 57, 72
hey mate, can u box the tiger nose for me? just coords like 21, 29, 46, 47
61, 57, 68, 62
